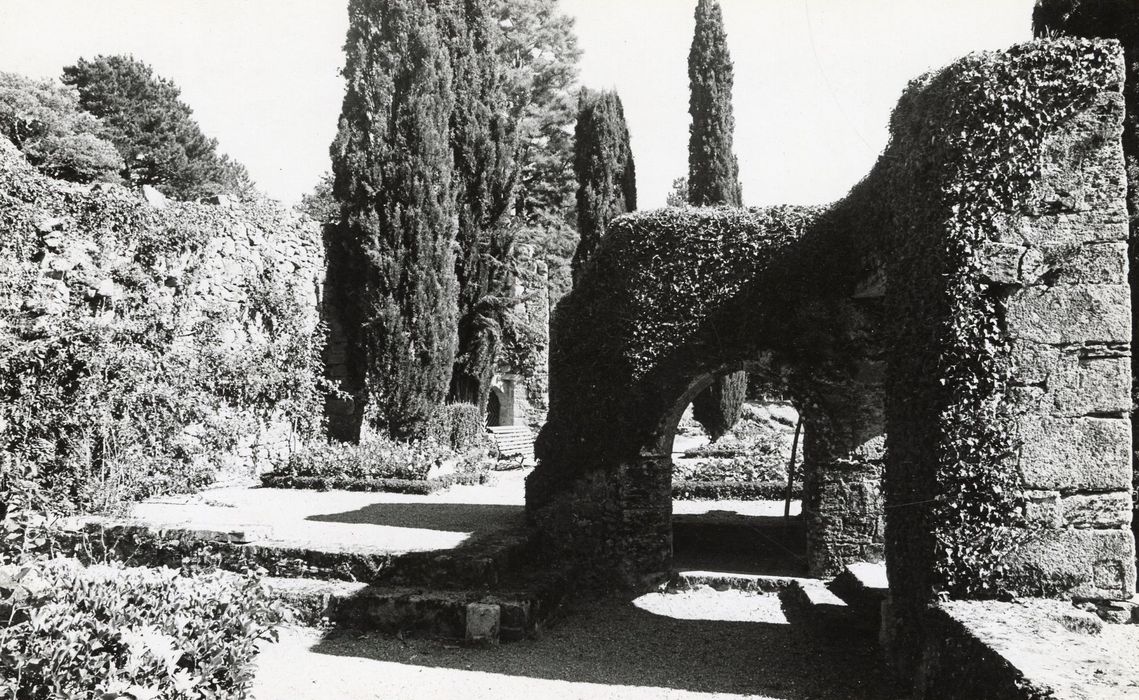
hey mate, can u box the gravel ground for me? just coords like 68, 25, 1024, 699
253, 588, 903, 699
127, 469, 800, 553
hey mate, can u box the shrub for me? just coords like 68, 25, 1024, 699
422, 403, 489, 452
276, 437, 449, 482
0, 560, 281, 699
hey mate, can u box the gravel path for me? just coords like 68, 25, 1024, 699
127, 469, 800, 553
253, 588, 902, 699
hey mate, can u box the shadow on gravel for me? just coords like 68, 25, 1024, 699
672, 514, 808, 577
307, 503, 525, 533
306, 598, 901, 699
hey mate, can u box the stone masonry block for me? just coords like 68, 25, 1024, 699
1008, 528, 1136, 600
1061, 492, 1132, 529
1009, 343, 1130, 417
1023, 490, 1062, 529
1021, 242, 1128, 287
1006, 284, 1130, 345
465, 602, 500, 644
1017, 416, 1130, 491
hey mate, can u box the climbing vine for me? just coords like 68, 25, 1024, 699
888, 38, 1120, 595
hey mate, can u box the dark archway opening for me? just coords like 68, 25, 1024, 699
486, 390, 503, 427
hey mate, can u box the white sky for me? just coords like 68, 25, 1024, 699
0, 0, 1035, 208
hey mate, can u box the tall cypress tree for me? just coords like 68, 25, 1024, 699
330, 0, 458, 439
687, 0, 746, 441
571, 89, 636, 284
442, 0, 518, 408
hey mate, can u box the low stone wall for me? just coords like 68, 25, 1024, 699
911, 598, 1139, 699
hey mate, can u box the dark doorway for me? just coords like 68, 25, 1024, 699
486, 391, 502, 427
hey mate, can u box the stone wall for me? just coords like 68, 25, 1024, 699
0, 137, 325, 481
528, 39, 1135, 672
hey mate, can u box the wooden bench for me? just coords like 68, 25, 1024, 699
487, 425, 536, 466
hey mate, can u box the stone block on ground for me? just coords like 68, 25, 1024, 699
465, 602, 501, 644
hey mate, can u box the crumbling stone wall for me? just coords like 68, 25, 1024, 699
0, 137, 325, 479
530, 38, 1135, 678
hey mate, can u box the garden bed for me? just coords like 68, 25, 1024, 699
259, 435, 491, 494
260, 469, 489, 494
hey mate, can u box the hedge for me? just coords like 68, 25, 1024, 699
259, 470, 489, 494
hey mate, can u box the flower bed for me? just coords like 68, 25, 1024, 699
259, 435, 490, 493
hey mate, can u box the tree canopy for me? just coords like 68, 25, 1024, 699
571, 88, 636, 284
62, 55, 253, 200
687, 0, 742, 207
0, 71, 122, 183
330, 0, 459, 439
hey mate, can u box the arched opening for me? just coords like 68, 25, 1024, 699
486, 389, 503, 427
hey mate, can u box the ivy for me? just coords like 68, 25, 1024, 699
889, 38, 1120, 596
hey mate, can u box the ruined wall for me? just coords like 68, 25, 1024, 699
529, 39, 1135, 660
0, 137, 325, 496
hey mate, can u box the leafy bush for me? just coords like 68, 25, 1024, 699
422, 403, 488, 452
272, 436, 461, 483
0, 560, 281, 699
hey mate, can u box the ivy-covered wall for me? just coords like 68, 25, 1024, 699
529, 37, 1135, 676
0, 137, 325, 511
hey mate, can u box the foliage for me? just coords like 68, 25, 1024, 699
692, 372, 746, 442
0, 144, 326, 515
672, 479, 793, 501
493, 0, 582, 222
687, 0, 742, 208
675, 404, 796, 500
687, 0, 747, 439
273, 436, 460, 482
423, 402, 490, 452
330, 0, 459, 440
883, 39, 1120, 597
665, 177, 689, 208
0, 560, 281, 699
0, 71, 123, 183
61, 55, 254, 200
295, 171, 338, 225
571, 89, 636, 284
444, 0, 519, 409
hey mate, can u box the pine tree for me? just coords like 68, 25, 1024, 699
330, 0, 458, 439
571, 89, 636, 284
442, 0, 518, 408
687, 0, 746, 440
61, 55, 252, 199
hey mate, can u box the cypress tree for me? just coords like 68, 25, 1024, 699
329, 0, 458, 439
687, 0, 741, 208
571, 89, 636, 284
687, 0, 746, 440
442, 0, 518, 408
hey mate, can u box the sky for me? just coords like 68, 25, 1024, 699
0, 0, 1037, 208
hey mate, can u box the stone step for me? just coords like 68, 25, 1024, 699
780, 579, 856, 628
827, 561, 888, 628
53, 517, 536, 591
264, 577, 548, 643
669, 569, 812, 593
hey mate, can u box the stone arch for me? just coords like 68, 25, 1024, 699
526, 40, 1135, 670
